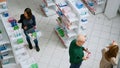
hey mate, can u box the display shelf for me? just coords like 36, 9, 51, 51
2, 51, 14, 60
2, 58, 18, 68
43, 0, 55, 7
97, 1, 105, 5
55, 0, 89, 48
20, 57, 37, 68
45, 7, 56, 16
54, 27, 68, 47
68, 0, 89, 16
0, 41, 9, 45
15, 52, 30, 63
1, 47, 12, 53
82, 0, 106, 15
68, 24, 78, 30
56, 15, 78, 30
3, 55, 14, 60
11, 42, 25, 50
56, 19, 62, 26
0, 15, 33, 67
94, 5, 104, 14
2, 63, 18, 68
0, 15, 18, 64
54, 26, 75, 47
40, 0, 56, 17
80, 13, 89, 18
66, 30, 77, 38
0, 1, 36, 67
56, 4, 78, 23
0, 1, 6, 5
41, 5, 56, 16
11, 35, 23, 41
81, 21, 88, 24
47, 1, 55, 7
0, 8, 8, 13
14, 48, 26, 56
0, 1, 18, 67
0, 20, 10, 45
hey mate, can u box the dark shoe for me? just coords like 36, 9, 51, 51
36, 46, 40, 52
29, 46, 33, 49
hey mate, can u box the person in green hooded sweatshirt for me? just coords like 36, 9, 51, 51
69, 34, 90, 68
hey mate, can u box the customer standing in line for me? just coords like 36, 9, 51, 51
100, 41, 119, 68
18, 8, 40, 52
69, 34, 90, 68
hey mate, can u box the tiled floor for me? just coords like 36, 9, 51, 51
7, 0, 120, 68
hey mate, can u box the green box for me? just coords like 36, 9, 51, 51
17, 38, 23, 44
30, 63, 38, 68
14, 25, 19, 30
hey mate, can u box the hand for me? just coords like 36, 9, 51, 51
82, 56, 88, 60
24, 26, 27, 30
112, 41, 118, 45
34, 26, 36, 29
84, 48, 90, 53
15, 19, 18, 23
107, 41, 118, 48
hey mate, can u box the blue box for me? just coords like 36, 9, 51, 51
76, 1, 83, 9
3, 12, 9, 17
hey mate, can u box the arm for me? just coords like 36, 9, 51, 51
107, 41, 118, 48
82, 47, 91, 60
18, 14, 23, 23
32, 15, 36, 28
111, 53, 119, 65
83, 47, 90, 53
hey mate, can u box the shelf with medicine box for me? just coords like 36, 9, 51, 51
0, 0, 8, 14
54, 26, 75, 48
0, 0, 37, 68
0, 15, 37, 68
82, 0, 106, 15
55, 0, 89, 48
0, 0, 18, 68
0, 18, 16, 68
40, 0, 57, 17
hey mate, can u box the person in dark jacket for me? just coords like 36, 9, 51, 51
18, 8, 40, 52
69, 34, 89, 68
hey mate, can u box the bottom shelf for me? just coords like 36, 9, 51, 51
54, 26, 74, 48
2, 63, 19, 68
40, 5, 56, 16
2, 58, 16, 68
94, 5, 104, 14
20, 57, 36, 68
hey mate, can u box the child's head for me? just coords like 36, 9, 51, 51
105, 41, 119, 61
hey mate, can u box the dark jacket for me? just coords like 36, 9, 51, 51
18, 14, 36, 31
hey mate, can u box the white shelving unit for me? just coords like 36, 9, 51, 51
55, 0, 89, 48
40, 0, 56, 16
0, 15, 37, 68
0, 0, 8, 14
0, 0, 37, 68
82, 0, 106, 15
0, 1, 17, 67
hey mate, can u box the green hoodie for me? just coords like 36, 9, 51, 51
69, 39, 84, 63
